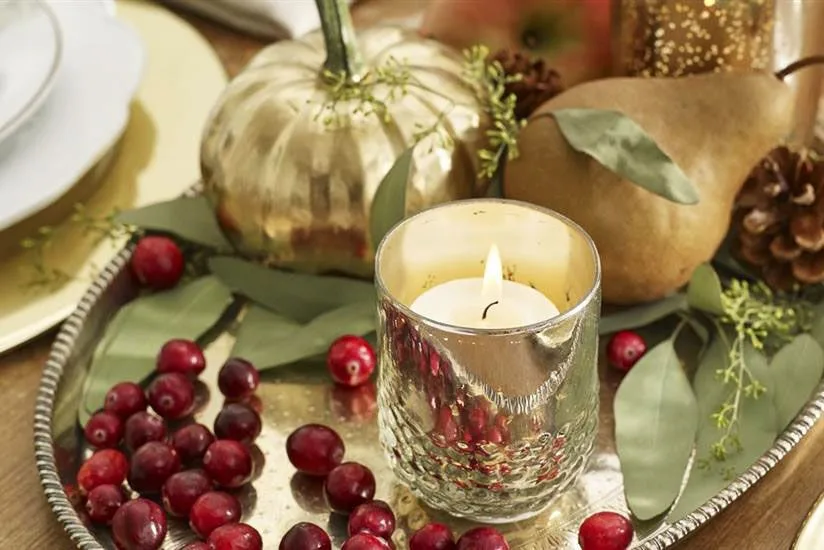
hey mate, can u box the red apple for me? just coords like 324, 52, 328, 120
420, 0, 613, 87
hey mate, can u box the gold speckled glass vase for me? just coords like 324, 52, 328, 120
616, 0, 824, 144
374, 199, 601, 524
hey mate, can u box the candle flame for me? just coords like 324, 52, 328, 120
482, 244, 503, 302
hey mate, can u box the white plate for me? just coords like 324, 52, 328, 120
0, 2, 143, 231
0, 0, 228, 353
0, 0, 62, 143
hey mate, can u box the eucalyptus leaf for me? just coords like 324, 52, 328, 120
687, 264, 725, 316
231, 305, 301, 361
369, 147, 413, 250
599, 293, 687, 335
614, 339, 699, 520
209, 256, 376, 324
809, 301, 824, 350
668, 337, 778, 523
232, 300, 377, 370
117, 196, 232, 251
79, 276, 234, 425
771, 334, 824, 430
551, 109, 699, 205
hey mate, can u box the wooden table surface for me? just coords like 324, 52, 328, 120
2, 3, 822, 549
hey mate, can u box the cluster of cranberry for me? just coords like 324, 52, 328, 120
76, 337, 264, 550
76, 234, 642, 550
280, 337, 511, 550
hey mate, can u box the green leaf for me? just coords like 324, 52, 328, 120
231, 301, 377, 370
551, 108, 699, 205
599, 293, 687, 335
668, 337, 778, 523
614, 339, 699, 520
771, 334, 824, 430
79, 276, 234, 425
809, 301, 824, 350
485, 145, 507, 198
687, 264, 725, 316
117, 196, 233, 251
369, 147, 413, 250
209, 256, 376, 324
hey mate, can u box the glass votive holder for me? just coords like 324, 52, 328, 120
374, 198, 601, 523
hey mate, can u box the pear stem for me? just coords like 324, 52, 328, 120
775, 55, 824, 80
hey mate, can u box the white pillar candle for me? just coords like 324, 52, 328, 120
410, 245, 560, 329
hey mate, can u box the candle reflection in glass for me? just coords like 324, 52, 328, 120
374, 199, 601, 523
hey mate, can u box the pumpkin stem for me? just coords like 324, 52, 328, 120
315, 0, 364, 81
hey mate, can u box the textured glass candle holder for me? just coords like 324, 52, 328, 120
374, 199, 601, 523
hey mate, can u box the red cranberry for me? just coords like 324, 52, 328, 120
203, 440, 253, 488
161, 469, 212, 517
327, 335, 376, 387
182, 543, 211, 550
209, 523, 263, 550
85, 484, 125, 524
84, 411, 124, 449
124, 411, 167, 452
578, 511, 634, 550
157, 339, 206, 377
279, 522, 332, 550
131, 235, 184, 290
225, 394, 264, 415
457, 527, 509, 550
606, 331, 647, 372
217, 358, 259, 399
286, 424, 345, 476
172, 423, 215, 464
64, 483, 85, 510
466, 405, 488, 439
147, 372, 195, 419
433, 406, 458, 446
323, 462, 376, 513
189, 491, 242, 538
77, 449, 129, 494
214, 403, 262, 444
112, 498, 168, 550
342, 533, 391, 550
128, 441, 181, 495
410, 523, 456, 550
348, 500, 395, 539
105, 382, 148, 418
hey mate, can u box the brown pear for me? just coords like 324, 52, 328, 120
505, 71, 794, 304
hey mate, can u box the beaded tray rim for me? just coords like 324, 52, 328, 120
32, 235, 824, 549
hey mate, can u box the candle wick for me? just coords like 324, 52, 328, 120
482, 301, 499, 320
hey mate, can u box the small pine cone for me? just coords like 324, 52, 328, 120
490, 49, 564, 120
733, 146, 824, 291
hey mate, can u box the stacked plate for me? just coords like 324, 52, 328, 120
0, 0, 143, 232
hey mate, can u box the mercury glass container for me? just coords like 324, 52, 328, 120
616, 0, 824, 145
374, 199, 601, 523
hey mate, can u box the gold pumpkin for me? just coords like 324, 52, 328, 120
200, 0, 487, 277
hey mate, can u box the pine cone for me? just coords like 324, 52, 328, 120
490, 49, 564, 120
734, 146, 824, 290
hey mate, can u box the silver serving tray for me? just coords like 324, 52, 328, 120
33, 243, 824, 549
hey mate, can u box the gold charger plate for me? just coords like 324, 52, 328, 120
0, 0, 227, 353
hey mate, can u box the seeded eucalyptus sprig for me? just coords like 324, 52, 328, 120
20, 203, 134, 290
317, 56, 412, 127
612, 263, 824, 520
463, 45, 525, 180
709, 280, 811, 460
